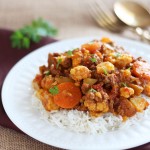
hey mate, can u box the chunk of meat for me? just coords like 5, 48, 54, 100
117, 98, 136, 117
132, 61, 150, 81
61, 57, 72, 68
36, 89, 59, 111
96, 62, 115, 74
70, 65, 91, 81
81, 83, 91, 94
130, 97, 149, 112
39, 65, 47, 74
120, 87, 134, 98
48, 53, 57, 67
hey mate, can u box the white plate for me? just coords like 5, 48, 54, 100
2, 36, 150, 150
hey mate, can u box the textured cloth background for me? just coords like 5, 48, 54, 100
0, 0, 150, 150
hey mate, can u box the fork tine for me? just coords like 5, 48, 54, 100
98, 0, 119, 23
88, 3, 119, 32
88, 3, 109, 28
94, 2, 123, 32
92, 3, 122, 32
88, 1, 124, 32
97, 1, 124, 27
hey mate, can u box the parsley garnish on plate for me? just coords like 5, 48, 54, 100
49, 86, 59, 95
11, 18, 58, 49
56, 58, 62, 69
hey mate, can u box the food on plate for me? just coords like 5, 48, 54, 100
32, 37, 150, 133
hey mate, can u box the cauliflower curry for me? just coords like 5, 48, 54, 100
33, 37, 150, 119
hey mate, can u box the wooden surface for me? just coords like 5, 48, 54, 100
0, 0, 150, 149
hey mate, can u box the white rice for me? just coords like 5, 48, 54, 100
32, 95, 150, 134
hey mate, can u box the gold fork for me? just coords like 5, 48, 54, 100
88, 0, 126, 33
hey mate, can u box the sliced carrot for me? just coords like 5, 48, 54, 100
81, 42, 101, 54
101, 37, 112, 43
132, 61, 150, 81
53, 82, 82, 109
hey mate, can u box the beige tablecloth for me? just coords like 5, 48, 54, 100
0, 0, 150, 149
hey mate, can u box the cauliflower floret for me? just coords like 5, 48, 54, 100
115, 54, 132, 68
96, 62, 115, 74
121, 69, 131, 78
72, 51, 83, 67
84, 100, 109, 112
70, 65, 91, 81
120, 87, 134, 98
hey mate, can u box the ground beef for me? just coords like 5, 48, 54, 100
61, 58, 72, 68
81, 83, 90, 94
50, 64, 61, 76
48, 53, 57, 68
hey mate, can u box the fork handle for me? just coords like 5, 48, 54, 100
133, 27, 150, 42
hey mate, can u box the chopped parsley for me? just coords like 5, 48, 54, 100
90, 57, 97, 63
102, 67, 108, 75
67, 50, 72, 56
49, 86, 59, 95
89, 88, 97, 93
56, 58, 62, 69
127, 67, 131, 70
43, 70, 50, 76
121, 82, 127, 87
114, 52, 121, 58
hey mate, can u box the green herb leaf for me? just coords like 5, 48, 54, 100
127, 67, 131, 70
22, 37, 30, 49
121, 82, 127, 87
102, 67, 108, 75
56, 58, 62, 69
44, 70, 50, 76
90, 57, 97, 63
49, 86, 59, 95
67, 50, 72, 56
89, 88, 97, 93
114, 52, 121, 58
11, 18, 58, 49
